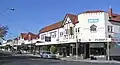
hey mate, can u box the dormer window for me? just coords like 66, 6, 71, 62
90, 24, 97, 32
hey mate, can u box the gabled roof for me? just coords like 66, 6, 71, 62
63, 14, 78, 24
39, 14, 78, 34
20, 32, 38, 40
39, 21, 63, 33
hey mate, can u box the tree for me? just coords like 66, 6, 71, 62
0, 25, 8, 38
50, 45, 57, 54
21, 43, 28, 52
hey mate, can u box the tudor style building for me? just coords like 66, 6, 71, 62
36, 14, 78, 56
17, 32, 38, 53
36, 8, 120, 59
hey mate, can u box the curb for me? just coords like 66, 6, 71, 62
74, 60, 120, 63
60, 58, 120, 64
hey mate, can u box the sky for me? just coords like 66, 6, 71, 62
0, 0, 120, 40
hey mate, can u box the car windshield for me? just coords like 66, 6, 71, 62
43, 52, 51, 54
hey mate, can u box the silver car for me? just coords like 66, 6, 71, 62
40, 51, 56, 59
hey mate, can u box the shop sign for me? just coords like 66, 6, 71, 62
88, 19, 99, 23
95, 39, 106, 41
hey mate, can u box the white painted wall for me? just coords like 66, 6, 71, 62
59, 17, 76, 43
36, 11, 120, 45
105, 13, 120, 42
36, 17, 76, 45
37, 29, 60, 45
77, 12, 106, 42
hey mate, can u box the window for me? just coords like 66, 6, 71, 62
41, 34, 46, 40
108, 35, 112, 38
60, 32, 63, 37
111, 26, 113, 32
70, 27, 74, 35
45, 36, 51, 42
108, 25, 113, 32
54, 31, 56, 37
90, 24, 97, 32
65, 29, 69, 34
78, 28, 80, 33
119, 27, 120, 32
75, 28, 77, 32
50, 31, 57, 38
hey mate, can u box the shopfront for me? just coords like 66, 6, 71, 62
90, 43, 106, 55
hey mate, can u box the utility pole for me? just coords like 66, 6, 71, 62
76, 29, 78, 60
107, 41, 110, 61
107, 38, 111, 61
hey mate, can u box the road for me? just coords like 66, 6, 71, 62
0, 52, 120, 65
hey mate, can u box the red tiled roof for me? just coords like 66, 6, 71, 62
20, 32, 38, 40
21, 33, 27, 39
39, 14, 78, 33
109, 13, 120, 22
39, 21, 63, 33
64, 14, 78, 24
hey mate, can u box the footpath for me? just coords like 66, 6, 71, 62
60, 56, 120, 64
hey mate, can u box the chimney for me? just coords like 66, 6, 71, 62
108, 5, 113, 18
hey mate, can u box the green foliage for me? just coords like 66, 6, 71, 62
21, 43, 28, 51
0, 25, 8, 38
50, 45, 57, 54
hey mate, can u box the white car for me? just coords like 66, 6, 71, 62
40, 51, 56, 59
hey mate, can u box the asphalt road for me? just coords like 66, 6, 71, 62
0, 53, 120, 65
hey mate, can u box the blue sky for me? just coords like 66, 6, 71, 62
0, 0, 120, 40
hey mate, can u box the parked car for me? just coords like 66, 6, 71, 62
14, 50, 22, 54
40, 51, 56, 59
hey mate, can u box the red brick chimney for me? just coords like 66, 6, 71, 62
108, 5, 113, 18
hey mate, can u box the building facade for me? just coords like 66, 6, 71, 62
36, 8, 120, 58
2, 8, 120, 59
